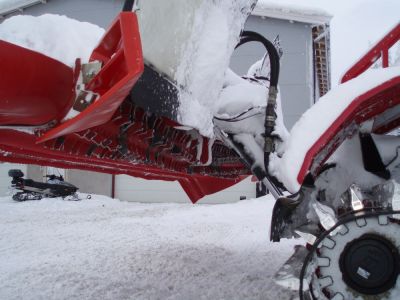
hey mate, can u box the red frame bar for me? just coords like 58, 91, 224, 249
0, 129, 242, 203
341, 22, 400, 83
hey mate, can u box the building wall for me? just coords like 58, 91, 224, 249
66, 169, 112, 197
26, 165, 45, 182
230, 15, 315, 129
13, 0, 123, 28
115, 175, 256, 204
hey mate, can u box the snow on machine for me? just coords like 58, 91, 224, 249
8, 169, 81, 201
0, 0, 400, 298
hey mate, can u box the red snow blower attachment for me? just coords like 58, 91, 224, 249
0, 1, 253, 202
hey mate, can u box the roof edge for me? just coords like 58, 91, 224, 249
252, 3, 332, 25
0, 0, 47, 17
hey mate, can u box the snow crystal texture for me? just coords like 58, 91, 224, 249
0, 14, 104, 66
0, 195, 298, 300
176, 0, 256, 137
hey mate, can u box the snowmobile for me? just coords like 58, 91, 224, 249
0, 0, 399, 298
9, 169, 80, 201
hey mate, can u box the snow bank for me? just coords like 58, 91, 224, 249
271, 66, 400, 192
0, 14, 104, 66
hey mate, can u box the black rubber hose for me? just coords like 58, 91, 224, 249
236, 31, 280, 87
122, 0, 135, 12
236, 31, 281, 181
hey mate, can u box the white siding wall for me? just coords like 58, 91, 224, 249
0, 163, 27, 196
115, 176, 256, 204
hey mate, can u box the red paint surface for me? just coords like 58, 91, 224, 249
0, 129, 242, 203
297, 77, 400, 186
0, 40, 74, 126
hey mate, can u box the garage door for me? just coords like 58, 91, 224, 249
115, 175, 256, 204
0, 163, 27, 196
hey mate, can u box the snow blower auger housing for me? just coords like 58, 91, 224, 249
1, 0, 400, 298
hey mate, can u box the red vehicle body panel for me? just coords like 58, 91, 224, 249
297, 76, 400, 186
296, 23, 400, 186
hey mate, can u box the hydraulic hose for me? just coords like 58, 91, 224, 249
236, 31, 281, 183
236, 31, 280, 87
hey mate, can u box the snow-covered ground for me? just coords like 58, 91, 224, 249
0, 195, 298, 300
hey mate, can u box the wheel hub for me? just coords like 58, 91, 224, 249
308, 214, 400, 299
339, 233, 400, 295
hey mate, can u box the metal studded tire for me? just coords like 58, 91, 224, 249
301, 211, 400, 300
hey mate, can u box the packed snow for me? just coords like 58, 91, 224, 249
175, 0, 256, 137
271, 66, 400, 192
216, 69, 287, 140
0, 14, 104, 66
0, 195, 298, 300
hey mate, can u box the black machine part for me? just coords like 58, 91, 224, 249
360, 133, 391, 180
129, 64, 180, 121
339, 233, 400, 295
8, 169, 24, 178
